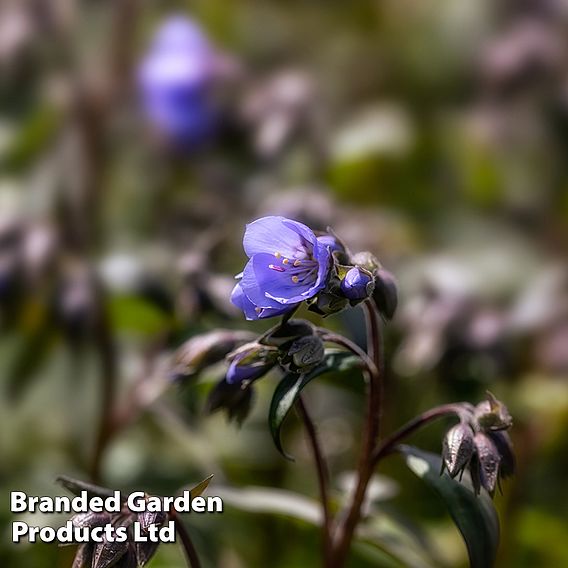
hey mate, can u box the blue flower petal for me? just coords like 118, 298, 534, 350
243, 216, 314, 259
231, 282, 292, 320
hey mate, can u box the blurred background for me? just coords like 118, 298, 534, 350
1, 0, 567, 566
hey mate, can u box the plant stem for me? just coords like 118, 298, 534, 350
329, 300, 383, 567
372, 403, 472, 465
317, 331, 378, 378
296, 395, 333, 566
172, 511, 202, 568
90, 303, 118, 483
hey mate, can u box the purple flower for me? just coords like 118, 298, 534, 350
138, 16, 216, 148
231, 216, 332, 320
341, 267, 373, 301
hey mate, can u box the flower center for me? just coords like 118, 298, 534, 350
270, 247, 318, 285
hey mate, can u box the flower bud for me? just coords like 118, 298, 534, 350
172, 329, 255, 381
474, 392, 512, 432
226, 342, 279, 384
350, 251, 380, 273
72, 544, 93, 568
138, 509, 167, 533
92, 537, 129, 568
71, 512, 112, 529
207, 379, 255, 425
136, 540, 159, 567
283, 335, 325, 373
488, 430, 515, 479
308, 289, 349, 316
442, 423, 475, 478
260, 319, 314, 348
340, 267, 375, 301
372, 268, 398, 321
473, 432, 501, 496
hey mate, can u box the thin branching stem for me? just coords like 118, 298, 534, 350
372, 403, 473, 465
328, 300, 383, 568
296, 395, 333, 565
172, 511, 202, 568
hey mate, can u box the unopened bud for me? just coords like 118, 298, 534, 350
72, 544, 93, 568
474, 392, 512, 432
308, 276, 349, 316
136, 540, 159, 567
350, 251, 380, 273
138, 509, 167, 532
340, 267, 375, 302
261, 319, 314, 347
284, 335, 325, 372
92, 537, 129, 568
173, 329, 255, 381
488, 430, 515, 479
226, 342, 278, 384
71, 512, 112, 529
473, 432, 501, 496
372, 268, 398, 321
442, 423, 475, 478
207, 379, 255, 425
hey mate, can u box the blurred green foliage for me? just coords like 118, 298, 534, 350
1, 0, 568, 567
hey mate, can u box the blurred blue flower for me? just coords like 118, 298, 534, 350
138, 15, 216, 149
231, 216, 332, 320
341, 267, 373, 300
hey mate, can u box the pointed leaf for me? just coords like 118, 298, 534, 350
190, 474, 214, 499
269, 350, 361, 459
400, 445, 500, 568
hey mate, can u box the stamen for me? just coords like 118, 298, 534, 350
292, 276, 299, 283
255, 307, 262, 313
274, 252, 281, 258
269, 264, 285, 272
282, 258, 290, 265
294, 259, 302, 267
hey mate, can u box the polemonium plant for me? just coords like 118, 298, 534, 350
176, 216, 514, 568
138, 16, 217, 149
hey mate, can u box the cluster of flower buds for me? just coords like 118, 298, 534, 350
57, 477, 166, 568
441, 392, 514, 496
211, 321, 326, 422
307, 230, 398, 321
173, 319, 328, 424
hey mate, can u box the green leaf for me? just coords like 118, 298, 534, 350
214, 485, 322, 525
189, 474, 214, 499
108, 294, 171, 337
400, 445, 500, 568
0, 106, 60, 173
269, 350, 361, 459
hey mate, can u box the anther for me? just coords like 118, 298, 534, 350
292, 276, 299, 283
294, 260, 302, 267
274, 252, 281, 258
283, 258, 290, 265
